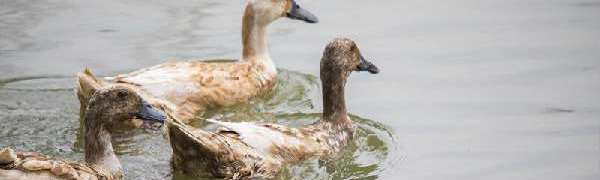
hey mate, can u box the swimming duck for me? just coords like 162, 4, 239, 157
0, 86, 166, 179
167, 38, 379, 179
76, 0, 319, 122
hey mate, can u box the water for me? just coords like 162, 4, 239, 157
1, 0, 599, 179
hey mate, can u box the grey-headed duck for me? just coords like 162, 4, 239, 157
0, 86, 166, 179
166, 38, 379, 179
76, 0, 319, 122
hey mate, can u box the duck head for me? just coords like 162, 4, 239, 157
86, 85, 166, 130
83, 85, 166, 178
246, 0, 318, 25
321, 38, 379, 80
320, 38, 378, 119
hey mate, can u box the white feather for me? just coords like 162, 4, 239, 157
206, 119, 302, 156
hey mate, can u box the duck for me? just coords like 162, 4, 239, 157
0, 85, 166, 180
76, 0, 319, 123
166, 38, 380, 179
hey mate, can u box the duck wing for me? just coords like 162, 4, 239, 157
206, 119, 319, 160
110, 60, 251, 108
110, 62, 200, 100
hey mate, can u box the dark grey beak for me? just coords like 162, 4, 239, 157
286, 0, 319, 23
135, 99, 166, 124
356, 54, 379, 74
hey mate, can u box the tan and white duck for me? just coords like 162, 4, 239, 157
0, 86, 166, 180
166, 38, 379, 179
76, 0, 319, 122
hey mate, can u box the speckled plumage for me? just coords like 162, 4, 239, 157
110, 60, 276, 122
0, 148, 106, 180
167, 38, 379, 179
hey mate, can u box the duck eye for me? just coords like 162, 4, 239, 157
117, 91, 128, 99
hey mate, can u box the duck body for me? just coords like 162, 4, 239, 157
76, 0, 318, 122
168, 119, 282, 178
207, 118, 354, 163
167, 38, 380, 179
109, 59, 277, 121
168, 117, 354, 179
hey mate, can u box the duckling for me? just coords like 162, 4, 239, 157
0, 86, 166, 180
166, 38, 379, 179
76, 0, 319, 122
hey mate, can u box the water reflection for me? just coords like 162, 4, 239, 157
197, 69, 320, 125
274, 113, 394, 180
0, 76, 80, 159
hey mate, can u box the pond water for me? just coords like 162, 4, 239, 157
1, 0, 599, 179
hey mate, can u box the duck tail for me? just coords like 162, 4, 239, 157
0, 148, 17, 166
75, 68, 107, 118
167, 121, 225, 154
167, 120, 230, 173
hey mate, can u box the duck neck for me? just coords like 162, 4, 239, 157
321, 71, 350, 123
241, 5, 276, 75
84, 110, 122, 177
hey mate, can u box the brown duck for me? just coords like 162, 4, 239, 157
0, 85, 166, 179
76, 0, 319, 123
167, 38, 379, 179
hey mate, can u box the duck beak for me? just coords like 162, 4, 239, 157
286, 0, 319, 23
356, 54, 379, 74
135, 99, 166, 124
